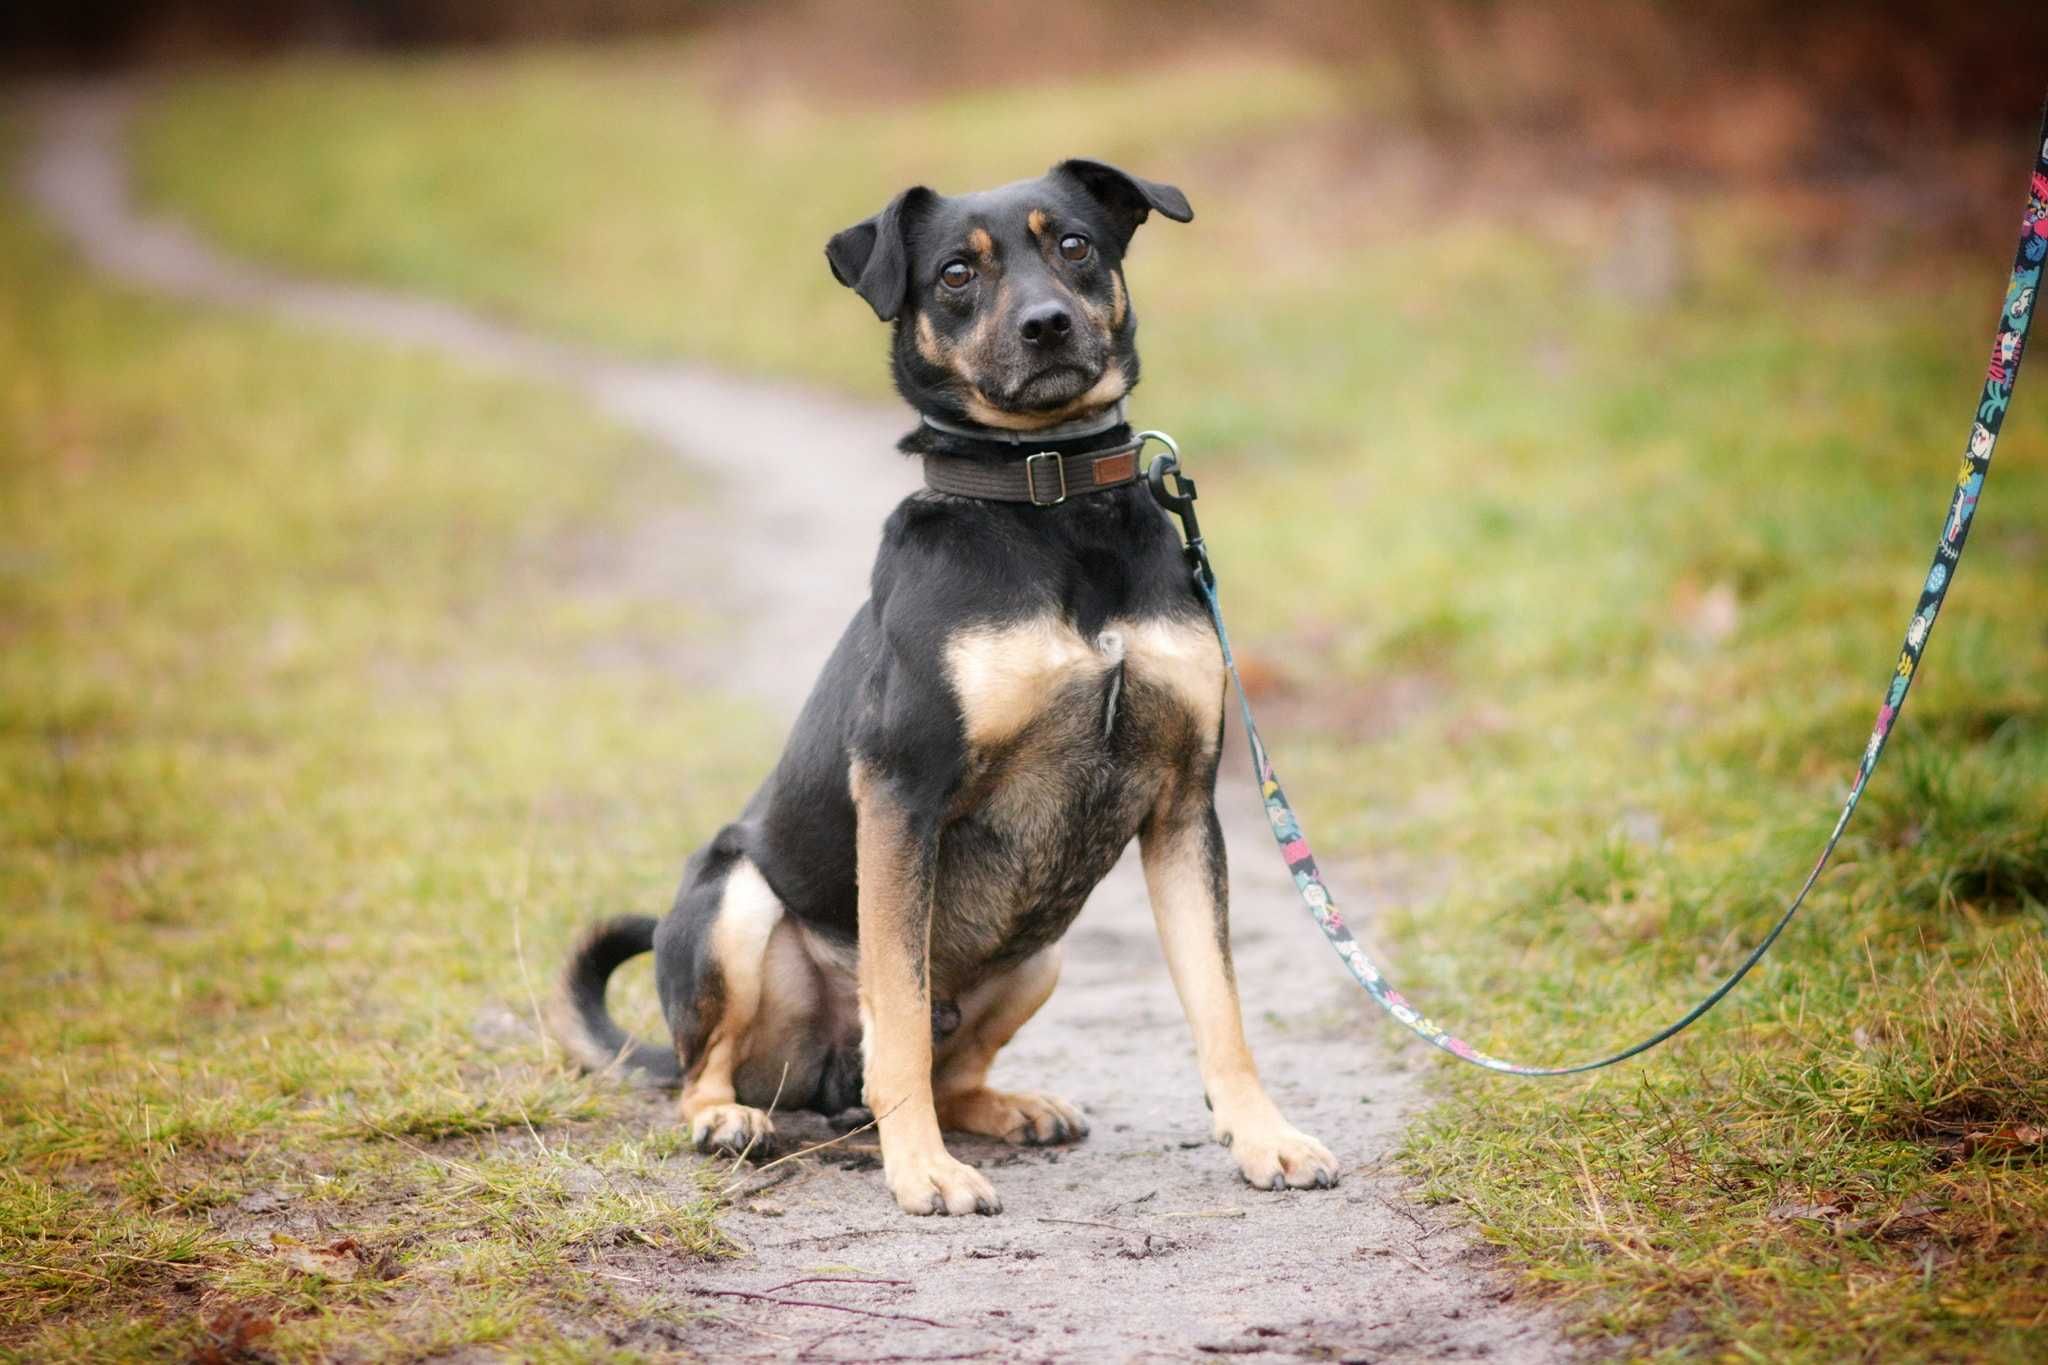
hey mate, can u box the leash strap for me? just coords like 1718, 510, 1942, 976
1153, 113, 2047, 1074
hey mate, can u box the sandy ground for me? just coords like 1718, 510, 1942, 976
24, 87, 1573, 1363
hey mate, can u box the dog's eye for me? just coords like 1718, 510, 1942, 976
1058, 234, 1091, 262
939, 261, 975, 290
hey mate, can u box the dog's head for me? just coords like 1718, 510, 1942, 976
826, 160, 1192, 431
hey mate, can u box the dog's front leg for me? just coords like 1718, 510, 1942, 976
851, 760, 1000, 1216
1140, 798, 1340, 1191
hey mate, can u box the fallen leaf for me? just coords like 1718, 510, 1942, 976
189, 1305, 275, 1365
273, 1234, 362, 1282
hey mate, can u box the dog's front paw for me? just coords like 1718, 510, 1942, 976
938, 1087, 1090, 1146
885, 1149, 1002, 1216
688, 1102, 775, 1155
1219, 1118, 1339, 1191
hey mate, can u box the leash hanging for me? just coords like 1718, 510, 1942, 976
1142, 110, 2048, 1075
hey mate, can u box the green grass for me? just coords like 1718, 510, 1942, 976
0, 132, 776, 1358
93, 41, 2048, 1361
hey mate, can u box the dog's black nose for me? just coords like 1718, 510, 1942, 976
1018, 301, 1073, 347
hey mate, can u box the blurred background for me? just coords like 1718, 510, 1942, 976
4, 4, 2046, 1361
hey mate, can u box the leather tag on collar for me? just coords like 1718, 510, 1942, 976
1091, 450, 1137, 486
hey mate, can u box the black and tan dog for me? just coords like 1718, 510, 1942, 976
552, 159, 1338, 1216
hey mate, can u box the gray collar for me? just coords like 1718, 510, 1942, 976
919, 400, 1128, 447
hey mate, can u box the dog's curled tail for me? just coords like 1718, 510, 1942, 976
547, 915, 682, 1088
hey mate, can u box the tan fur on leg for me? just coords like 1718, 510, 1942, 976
677, 859, 783, 1154
1140, 811, 1338, 1191
934, 947, 1088, 1145
851, 760, 1001, 1216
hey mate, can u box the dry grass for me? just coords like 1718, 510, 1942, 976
0, 137, 764, 1358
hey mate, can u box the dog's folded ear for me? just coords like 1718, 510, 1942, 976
825, 186, 935, 323
1051, 159, 1193, 252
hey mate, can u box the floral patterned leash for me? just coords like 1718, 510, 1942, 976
1139, 112, 2048, 1074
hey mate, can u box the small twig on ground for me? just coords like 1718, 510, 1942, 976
721, 1061, 791, 1179
729, 1162, 809, 1201
1390, 1247, 1431, 1275
1154, 1209, 1246, 1220
1034, 1216, 1145, 1236
1375, 1191, 1429, 1234
757, 1276, 909, 1295
757, 1227, 896, 1248
720, 1099, 903, 1196
0, 1259, 112, 1284
688, 1286, 954, 1329
363, 1125, 489, 1183
95, 1252, 210, 1271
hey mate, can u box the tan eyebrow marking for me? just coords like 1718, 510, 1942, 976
915, 312, 947, 365
966, 227, 994, 264
1027, 209, 1049, 238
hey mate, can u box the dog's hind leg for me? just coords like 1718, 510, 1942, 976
933, 946, 1088, 1145
666, 855, 787, 1154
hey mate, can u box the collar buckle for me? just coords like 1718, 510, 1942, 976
1024, 451, 1068, 506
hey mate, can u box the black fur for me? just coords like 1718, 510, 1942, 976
552, 915, 680, 1084
825, 185, 936, 323
555, 159, 1205, 1116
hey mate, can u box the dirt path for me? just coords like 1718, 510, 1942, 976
24, 87, 1571, 1363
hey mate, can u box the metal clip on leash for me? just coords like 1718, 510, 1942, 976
1138, 431, 1214, 590
1136, 104, 2048, 1074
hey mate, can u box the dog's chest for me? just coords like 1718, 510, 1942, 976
932, 613, 1222, 975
